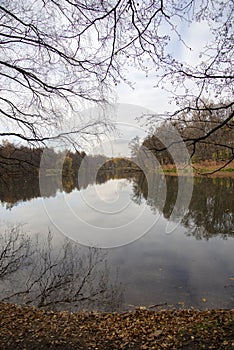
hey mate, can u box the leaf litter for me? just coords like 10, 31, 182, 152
0, 302, 233, 349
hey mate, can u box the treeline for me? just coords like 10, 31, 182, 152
99, 157, 140, 171
0, 140, 109, 178
0, 140, 90, 175
0, 140, 142, 204
0, 140, 43, 174
130, 102, 234, 165
0, 140, 142, 178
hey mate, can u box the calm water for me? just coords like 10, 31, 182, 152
0, 171, 233, 311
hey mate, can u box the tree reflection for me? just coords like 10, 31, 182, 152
182, 177, 234, 239
0, 166, 140, 209
0, 226, 124, 311
0, 169, 233, 240
0, 225, 31, 278
131, 174, 234, 240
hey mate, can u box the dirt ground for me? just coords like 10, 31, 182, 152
0, 303, 233, 349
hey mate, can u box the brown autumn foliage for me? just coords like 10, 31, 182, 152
0, 302, 233, 349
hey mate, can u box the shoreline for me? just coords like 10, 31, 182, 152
0, 302, 233, 349
159, 161, 234, 178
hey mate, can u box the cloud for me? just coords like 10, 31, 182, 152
81, 103, 153, 156
116, 20, 213, 114
180, 20, 212, 66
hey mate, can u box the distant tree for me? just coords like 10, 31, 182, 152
176, 102, 234, 164
142, 126, 174, 166
142, 100, 234, 171
129, 136, 152, 169
129, 137, 141, 160
0, 140, 43, 175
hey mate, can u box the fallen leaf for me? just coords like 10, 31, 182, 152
153, 330, 163, 337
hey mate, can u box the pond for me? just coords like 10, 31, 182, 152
0, 171, 233, 311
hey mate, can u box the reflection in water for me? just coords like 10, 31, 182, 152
1, 171, 233, 240
0, 225, 123, 312
183, 177, 233, 239
0, 170, 234, 310
131, 173, 234, 239
0, 169, 138, 209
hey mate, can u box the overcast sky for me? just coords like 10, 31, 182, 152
82, 20, 213, 157
116, 20, 211, 112
0, 14, 212, 158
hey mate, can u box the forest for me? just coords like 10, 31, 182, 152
130, 102, 234, 169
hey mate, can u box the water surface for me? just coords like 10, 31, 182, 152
0, 172, 233, 311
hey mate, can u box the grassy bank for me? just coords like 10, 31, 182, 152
159, 160, 234, 178
0, 303, 233, 349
